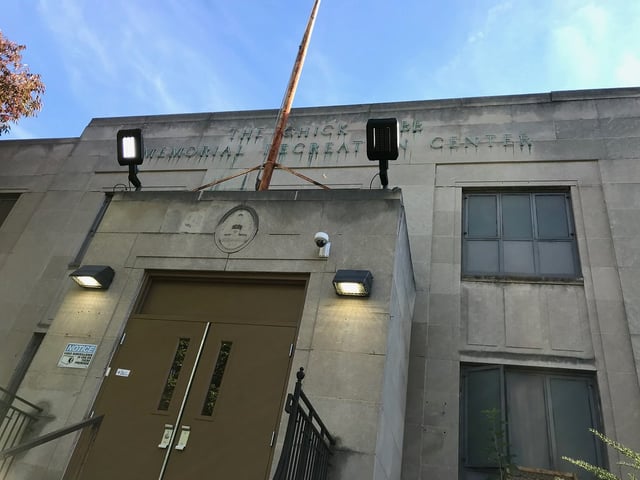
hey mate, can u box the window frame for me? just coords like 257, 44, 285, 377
460, 364, 605, 479
462, 189, 582, 280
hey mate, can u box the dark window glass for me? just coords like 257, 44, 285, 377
503, 241, 534, 274
536, 194, 569, 238
550, 377, 600, 476
538, 242, 575, 275
460, 366, 602, 480
462, 191, 580, 278
463, 366, 503, 467
201, 341, 232, 416
467, 195, 497, 237
158, 338, 190, 411
502, 195, 532, 238
506, 371, 551, 469
465, 240, 499, 274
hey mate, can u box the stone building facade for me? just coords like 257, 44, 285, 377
0, 87, 639, 479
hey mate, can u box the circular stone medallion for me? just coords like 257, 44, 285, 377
214, 205, 259, 253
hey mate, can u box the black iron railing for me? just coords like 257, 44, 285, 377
0, 386, 43, 479
0, 415, 103, 461
273, 367, 335, 480
0, 386, 103, 480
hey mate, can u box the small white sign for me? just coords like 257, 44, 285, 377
58, 343, 97, 369
116, 368, 131, 377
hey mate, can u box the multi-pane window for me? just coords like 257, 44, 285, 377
0, 193, 20, 228
462, 191, 580, 279
460, 365, 603, 480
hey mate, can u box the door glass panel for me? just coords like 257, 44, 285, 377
536, 195, 569, 238
502, 195, 532, 238
201, 341, 233, 416
467, 195, 498, 237
158, 338, 190, 411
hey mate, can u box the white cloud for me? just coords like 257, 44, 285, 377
549, 2, 640, 90
34, 0, 245, 116
616, 53, 640, 86
429, 0, 539, 97
37, 0, 116, 80
551, 4, 613, 86
17, 0, 639, 137
467, 31, 485, 44
425, 0, 640, 98
298, 50, 345, 107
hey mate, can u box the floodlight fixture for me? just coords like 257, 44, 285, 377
70, 265, 115, 290
366, 118, 399, 189
117, 129, 144, 166
332, 269, 373, 297
116, 129, 144, 190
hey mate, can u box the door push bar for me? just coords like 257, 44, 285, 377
157, 424, 191, 450
174, 426, 191, 450
158, 424, 173, 449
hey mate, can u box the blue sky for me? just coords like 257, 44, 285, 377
3, 0, 640, 140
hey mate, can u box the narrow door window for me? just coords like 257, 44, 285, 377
158, 338, 191, 410
201, 341, 233, 416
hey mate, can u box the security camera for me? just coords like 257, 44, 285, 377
314, 232, 329, 247
314, 232, 331, 258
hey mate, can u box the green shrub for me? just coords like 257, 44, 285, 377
561, 429, 640, 480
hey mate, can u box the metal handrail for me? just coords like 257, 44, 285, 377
0, 387, 42, 415
1, 387, 47, 479
273, 367, 335, 480
0, 415, 103, 459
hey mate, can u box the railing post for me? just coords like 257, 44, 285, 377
0, 387, 44, 480
273, 367, 335, 480
295, 417, 312, 480
273, 367, 305, 480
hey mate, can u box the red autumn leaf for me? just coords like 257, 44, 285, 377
0, 30, 45, 135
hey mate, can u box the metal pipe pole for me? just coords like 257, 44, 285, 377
257, 0, 321, 191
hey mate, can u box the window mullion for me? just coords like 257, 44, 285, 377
499, 364, 507, 437
462, 195, 469, 274
587, 381, 606, 469
531, 193, 541, 275
543, 375, 557, 469
497, 194, 504, 275
564, 193, 574, 237
566, 194, 581, 277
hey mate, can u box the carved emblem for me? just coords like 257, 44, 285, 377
214, 206, 258, 253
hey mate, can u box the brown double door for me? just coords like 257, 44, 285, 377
67, 275, 306, 480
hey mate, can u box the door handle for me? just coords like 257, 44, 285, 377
174, 425, 191, 450
158, 424, 174, 449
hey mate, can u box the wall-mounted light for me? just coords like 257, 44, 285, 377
117, 128, 143, 190
366, 118, 399, 189
332, 269, 373, 297
70, 265, 115, 290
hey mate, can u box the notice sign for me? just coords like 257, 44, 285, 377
58, 343, 97, 369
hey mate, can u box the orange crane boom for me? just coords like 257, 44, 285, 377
257, 0, 321, 191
